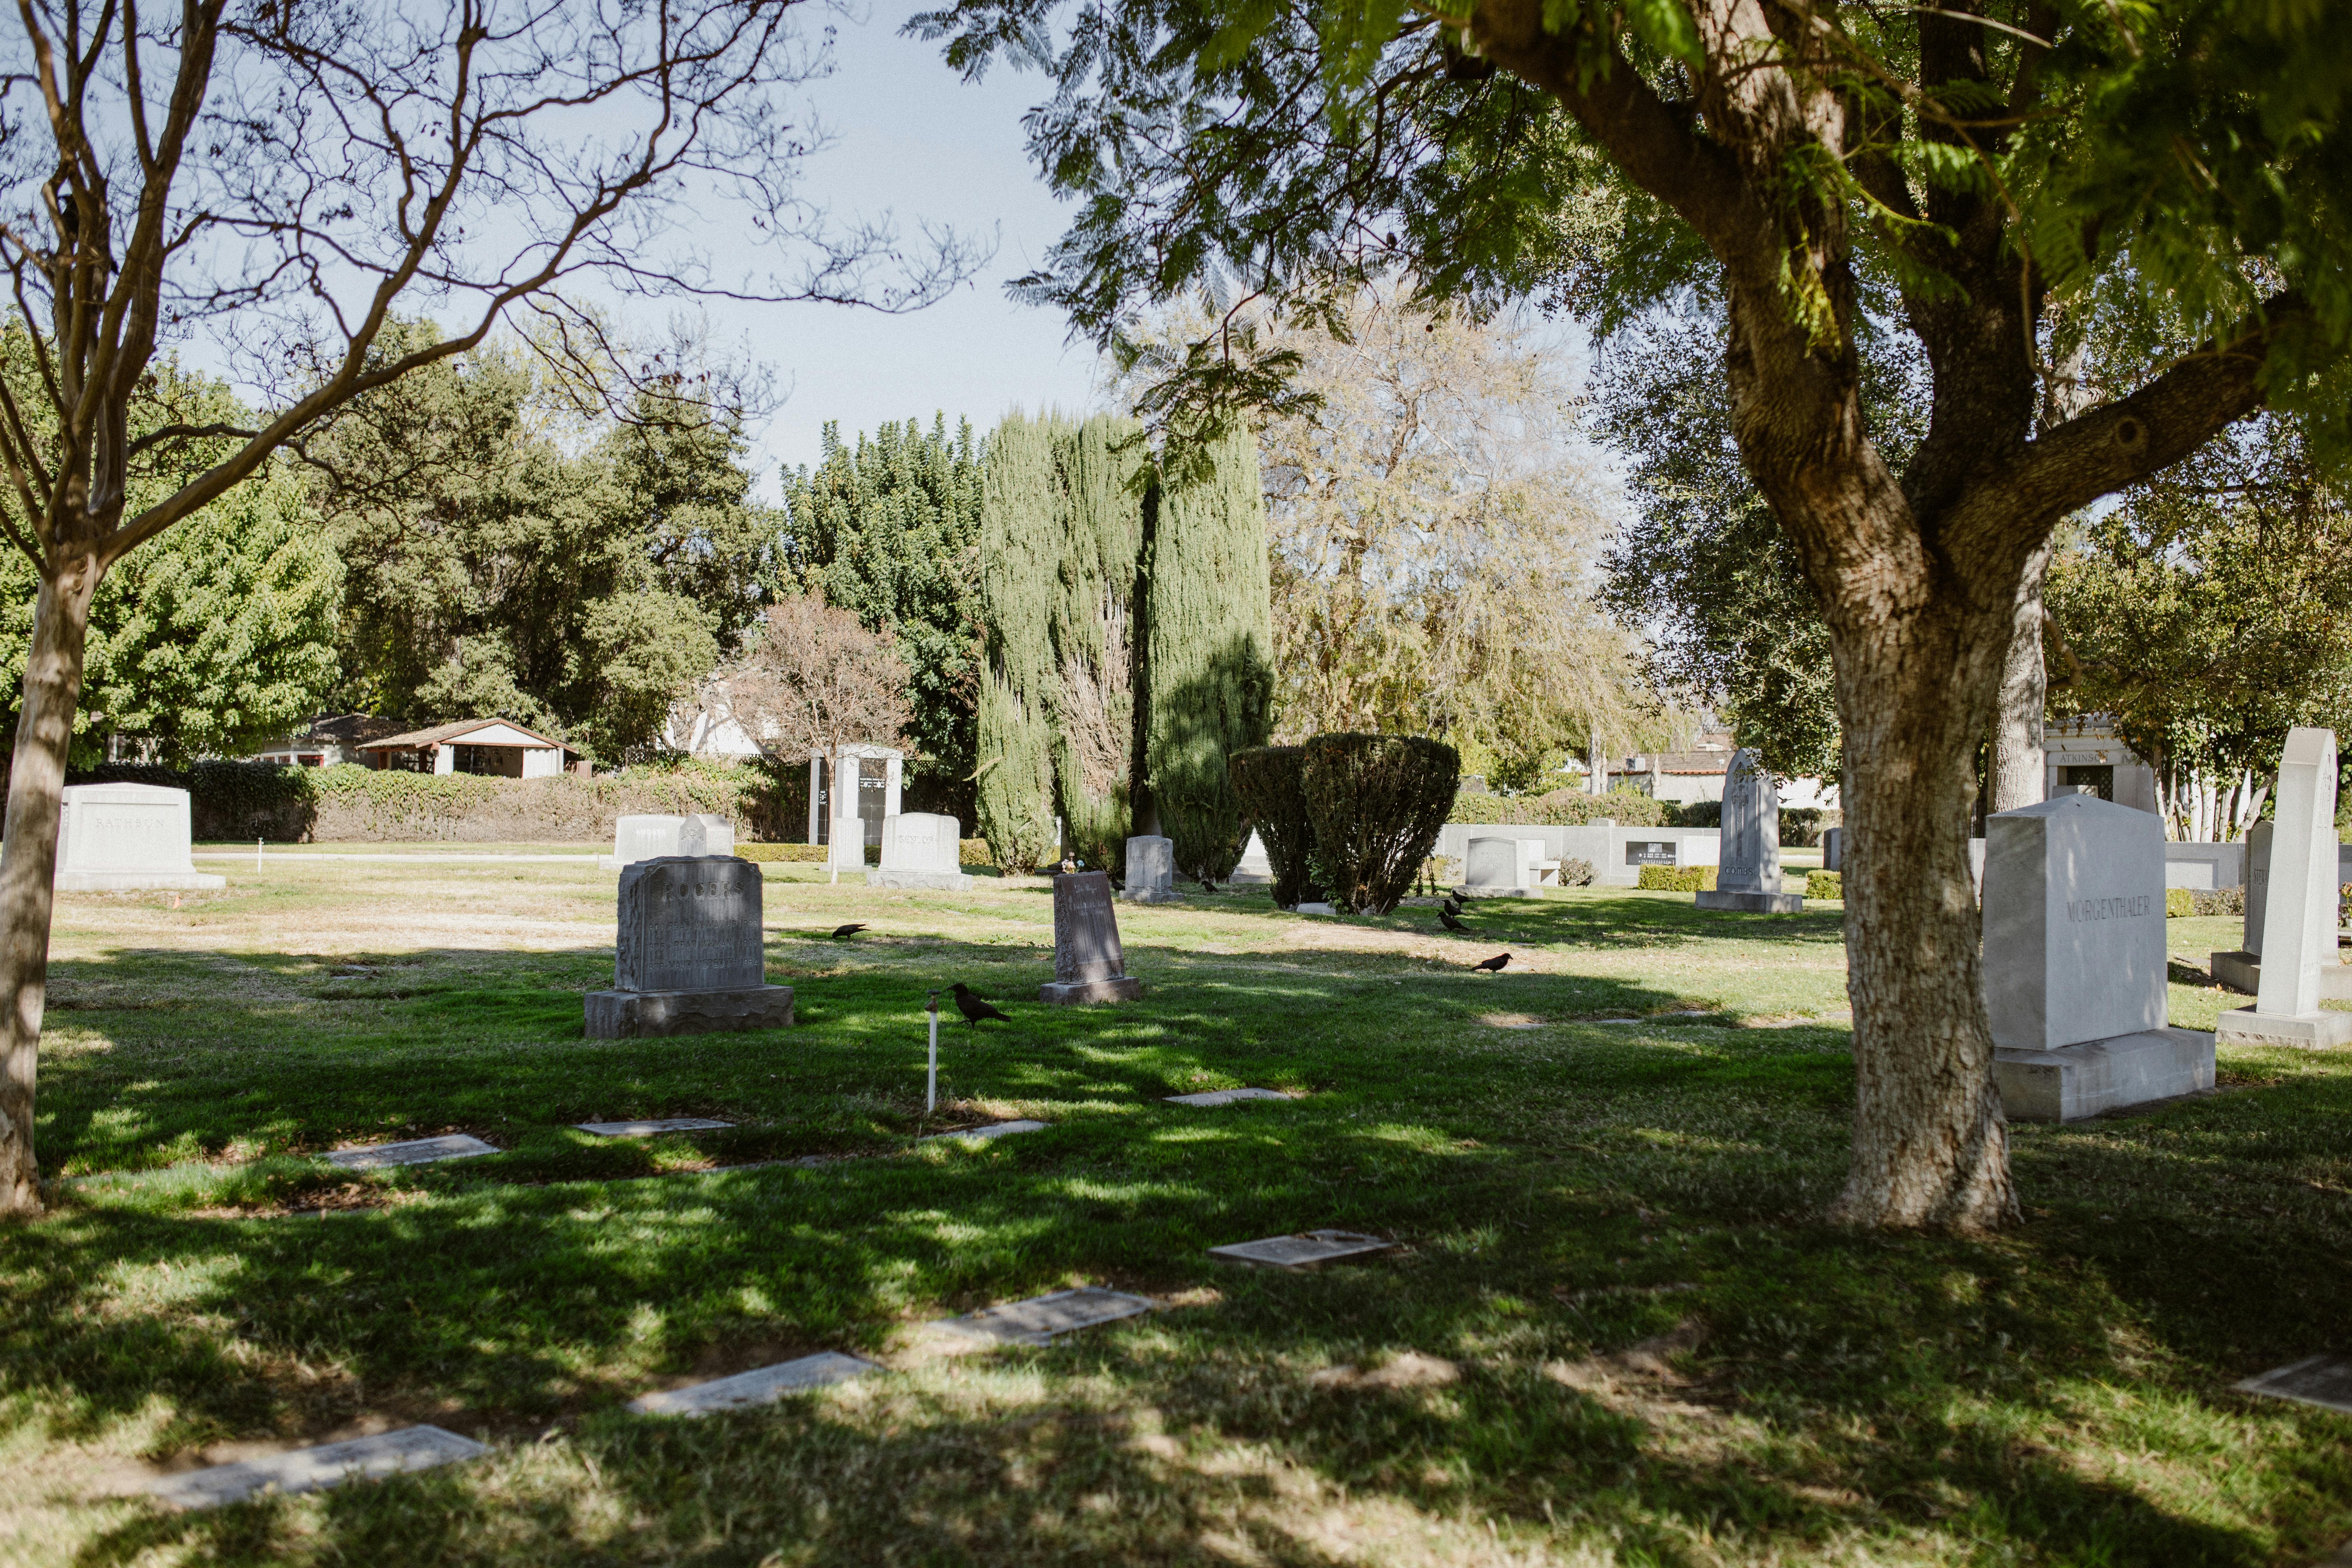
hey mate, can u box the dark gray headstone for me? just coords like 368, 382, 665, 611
616, 856, 764, 992
1715, 749, 1782, 894
1041, 872, 1142, 1002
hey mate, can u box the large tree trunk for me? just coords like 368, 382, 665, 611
1989, 556, 2051, 815
1826, 577, 2023, 1231
0, 559, 100, 1215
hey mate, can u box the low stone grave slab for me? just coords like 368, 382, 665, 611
324, 1134, 497, 1171
2234, 1354, 2352, 1414
933, 1287, 1154, 1346
1208, 1230, 1392, 1268
918, 1120, 1047, 1144
1165, 1087, 1293, 1106
576, 1118, 734, 1137
146, 1425, 487, 1510
627, 1351, 877, 1416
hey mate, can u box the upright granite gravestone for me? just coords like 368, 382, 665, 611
866, 813, 971, 891
1120, 835, 1178, 903
2212, 813, 2352, 1002
52, 783, 225, 891
601, 814, 733, 869
1822, 827, 1843, 873
585, 856, 795, 1037
2217, 728, 2352, 1046
1983, 793, 2214, 1119
1040, 871, 1143, 1003
1695, 750, 1802, 913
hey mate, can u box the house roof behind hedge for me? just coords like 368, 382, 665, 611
360, 718, 567, 751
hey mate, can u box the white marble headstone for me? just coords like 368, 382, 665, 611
2256, 727, 2339, 1020
1464, 837, 1521, 889
1125, 835, 1175, 894
52, 783, 224, 890
1982, 794, 2165, 1050
880, 812, 961, 874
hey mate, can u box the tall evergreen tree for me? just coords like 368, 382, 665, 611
782, 416, 984, 813
1145, 427, 1275, 881
976, 414, 1064, 870
1050, 415, 1149, 873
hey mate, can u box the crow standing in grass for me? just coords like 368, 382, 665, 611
950, 982, 1012, 1024
1441, 896, 1463, 917
831, 923, 868, 939
1472, 952, 1512, 973
1438, 909, 1470, 934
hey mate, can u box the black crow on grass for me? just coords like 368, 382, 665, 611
951, 982, 1012, 1024
1438, 909, 1470, 934
1472, 952, 1512, 973
831, 923, 868, 939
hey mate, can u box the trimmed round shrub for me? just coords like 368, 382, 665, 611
1228, 745, 1316, 907
1301, 733, 1460, 915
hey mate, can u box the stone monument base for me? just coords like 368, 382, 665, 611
57, 869, 226, 892
1452, 884, 1531, 899
1118, 888, 1181, 904
1227, 872, 1270, 886
864, 869, 972, 891
1993, 1027, 2216, 1121
1694, 889, 1805, 914
1039, 976, 1143, 1005
2208, 950, 2352, 1000
2214, 1006, 2352, 1049
586, 985, 796, 1038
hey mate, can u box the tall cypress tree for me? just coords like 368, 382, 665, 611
783, 415, 983, 817
1144, 426, 1275, 881
1049, 415, 1149, 874
975, 413, 1064, 871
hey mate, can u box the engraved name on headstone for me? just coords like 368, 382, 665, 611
588, 855, 794, 1037
615, 858, 765, 993
1983, 792, 2214, 1119
1040, 871, 1143, 1003
50, 783, 224, 891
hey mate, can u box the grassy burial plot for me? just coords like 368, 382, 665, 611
5, 858, 2349, 1564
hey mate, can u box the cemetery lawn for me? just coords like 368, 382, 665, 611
6, 862, 2348, 1566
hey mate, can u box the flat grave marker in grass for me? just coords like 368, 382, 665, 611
146, 1425, 487, 1510
2235, 1354, 2352, 1415
627, 1352, 877, 1416
1165, 1087, 1293, 1106
577, 1118, 734, 1137
1209, 1230, 1392, 1269
324, 1134, 497, 1170
919, 1120, 1048, 1144
933, 1287, 1154, 1346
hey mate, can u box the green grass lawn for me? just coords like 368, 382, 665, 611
5, 860, 2347, 1565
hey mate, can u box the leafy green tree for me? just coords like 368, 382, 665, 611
1049, 415, 1150, 872
976, 413, 1065, 870
922, 0, 2352, 1230
782, 416, 985, 814
2045, 421, 2352, 838
1145, 426, 1275, 880
321, 330, 772, 761
0, 345, 339, 767
1598, 315, 1929, 782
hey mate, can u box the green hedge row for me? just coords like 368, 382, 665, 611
1807, 870, 1843, 900
75, 758, 810, 844
1451, 788, 1671, 827
1636, 865, 1719, 892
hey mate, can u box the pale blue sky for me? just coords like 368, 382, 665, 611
725, 7, 1104, 488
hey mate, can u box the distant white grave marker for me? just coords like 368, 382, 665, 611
1164, 1087, 1293, 1106
1208, 1230, 1393, 1268
932, 1288, 1154, 1345
2217, 728, 2352, 1047
324, 1134, 497, 1170
50, 783, 224, 891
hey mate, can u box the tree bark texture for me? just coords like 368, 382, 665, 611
1469, 0, 2288, 1228
1990, 559, 2051, 816
0, 558, 99, 1213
